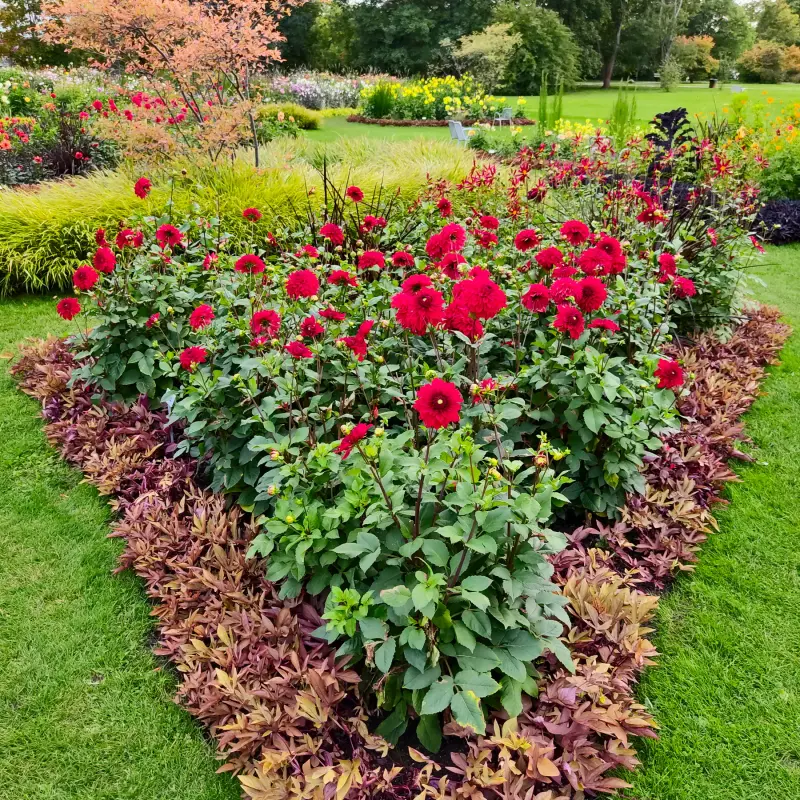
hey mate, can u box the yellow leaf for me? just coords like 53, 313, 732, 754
537, 757, 560, 777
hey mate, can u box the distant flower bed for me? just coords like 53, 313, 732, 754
346, 114, 536, 127
359, 74, 510, 121
264, 71, 390, 110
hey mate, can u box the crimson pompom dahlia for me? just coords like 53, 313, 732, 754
93, 246, 116, 274
300, 316, 325, 338
179, 346, 207, 371
56, 297, 81, 320
320, 223, 344, 246
392, 251, 415, 268
454, 273, 506, 320
576, 277, 607, 313
673, 276, 696, 298
535, 247, 564, 271
553, 304, 585, 339
286, 269, 319, 300
134, 177, 151, 198
242, 207, 262, 222
560, 219, 590, 246
654, 358, 684, 390
234, 254, 266, 274
156, 224, 183, 249
391, 287, 444, 335
521, 283, 550, 313
250, 309, 280, 337
550, 277, 580, 303
189, 304, 214, 330
514, 228, 541, 252
345, 185, 364, 203
358, 250, 385, 271
328, 270, 358, 287
335, 423, 372, 459
286, 341, 313, 359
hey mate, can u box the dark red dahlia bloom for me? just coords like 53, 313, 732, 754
56, 297, 81, 320
658, 252, 676, 276
358, 250, 385, 270
189, 304, 214, 330
437, 196, 453, 217
203, 252, 218, 270
95, 228, 108, 246
474, 229, 498, 249
441, 223, 467, 251
250, 309, 280, 337
93, 246, 116, 274
414, 378, 463, 429
235, 254, 266, 274
443, 301, 484, 341
391, 287, 444, 335
521, 282, 550, 313
576, 277, 607, 313
346, 185, 364, 203
439, 252, 466, 279
362, 214, 387, 231
357, 320, 374, 338
392, 251, 415, 268
300, 316, 325, 338
156, 224, 183, 249
535, 247, 564, 271
596, 235, 622, 259
588, 318, 620, 332
550, 277, 580, 303
339, 319, 374, 361
552, 263, 578, 279
73, 265, 99, 291
577, 247, 612, 276
335, 423, 372, 459
115, 228, 143, 249
286, 341, 314, 359
320, 307, 346, 321
134, 177, 151, 199
673, 276, 696, 298
553, 304, 585, 339
527, 182, 547, 202
328, 270, 358, 287
479, 215, 500, 230
454, 273, 507, 320
145, 313, 160, 329
654, 358, 684, 389
242, 207, 262, 222
514, 228, 541, 252
320, 223, 344, 246
608, 255, 627, 275
401, 274, 432, 294
179, 346, 207, 371
560, 219, 590, 246
298, 244, 319, 259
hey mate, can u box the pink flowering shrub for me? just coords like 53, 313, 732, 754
59, 141, 759, 746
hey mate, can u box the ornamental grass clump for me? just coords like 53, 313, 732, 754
56, 125, 760, 750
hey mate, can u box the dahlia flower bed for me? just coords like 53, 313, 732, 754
19, 134, 783, 796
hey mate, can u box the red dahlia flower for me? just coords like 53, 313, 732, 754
577, 247, 612, 276
441, 223, 467, 251
474, 229, 498, 249
514, 228, 541, 252
345, 185, 364, 203
560, 220, 590, 246
362, 214, 387, 231
56, 297, 81, 320
328, 270, 358, 287
93, 246, 116, 274
479, 215, 499, 230
320, 308, 346, 321
401, 274, 432, 293
134, 177, 152, 198
414, 378, 463, 429
145, 313, 160, 328
550, 277, 580, 303
179, 346, 207, 371
250, 309, 280, 337
189, 304, 214, 330
391, 287, 444, 335
443, 302, 483, 341
300, 316, 325, 338
115, 228, 143, 249
454, 273, 507, 320
156, 224, 183, 249
576, 277, 607, 313
320, 222, 344, 246
552, 264, 578, 279
527, 182, 547, 202
73, 265, 98, 291
654, 358, 684, 390
439, 252, 466, 279
535, 247, 564, 271
203, 252, 218, 270
298, 245, 319, 259
437, 197, 453, 217
286, 341, 313, 359
596, 235, 623, 259
234, 254, 266, 274
553, 304, 585, 339
521, 283, 550, 313
673, 276, 696, 298
358, 250, 385, 270
588, 318, 620, 332
392, 251, 415, 268
95, 228, 108, 246
242, 207, 262, 222
335, 423, 372, 459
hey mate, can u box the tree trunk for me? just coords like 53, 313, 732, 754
601, 18, 625, 89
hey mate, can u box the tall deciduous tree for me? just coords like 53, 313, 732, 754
0, 0, 72, 64
756, 0, 800, 45
684, 0, 754, 61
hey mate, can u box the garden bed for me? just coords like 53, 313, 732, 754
346, 114, 536, 127
11, 305, 789, 798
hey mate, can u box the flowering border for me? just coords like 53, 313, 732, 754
345, 114, 537, 128
11, 305, 789, 798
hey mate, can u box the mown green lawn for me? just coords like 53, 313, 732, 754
626, 248, 800, 800
0, 299, 239, 800
0, 248, 799, 799
306, 82, 798, 143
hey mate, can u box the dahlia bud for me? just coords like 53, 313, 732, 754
270, 450, 282, 461
375, 355, 385, 364
167, 306, 174, 314
285, 514, 295, 524
374, 427, 385, 437
488, 458, 498, 467
488, 468, 502, 480
341, 423, 354, 435
267, 485, 277, 496
424, 369, 437, 381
